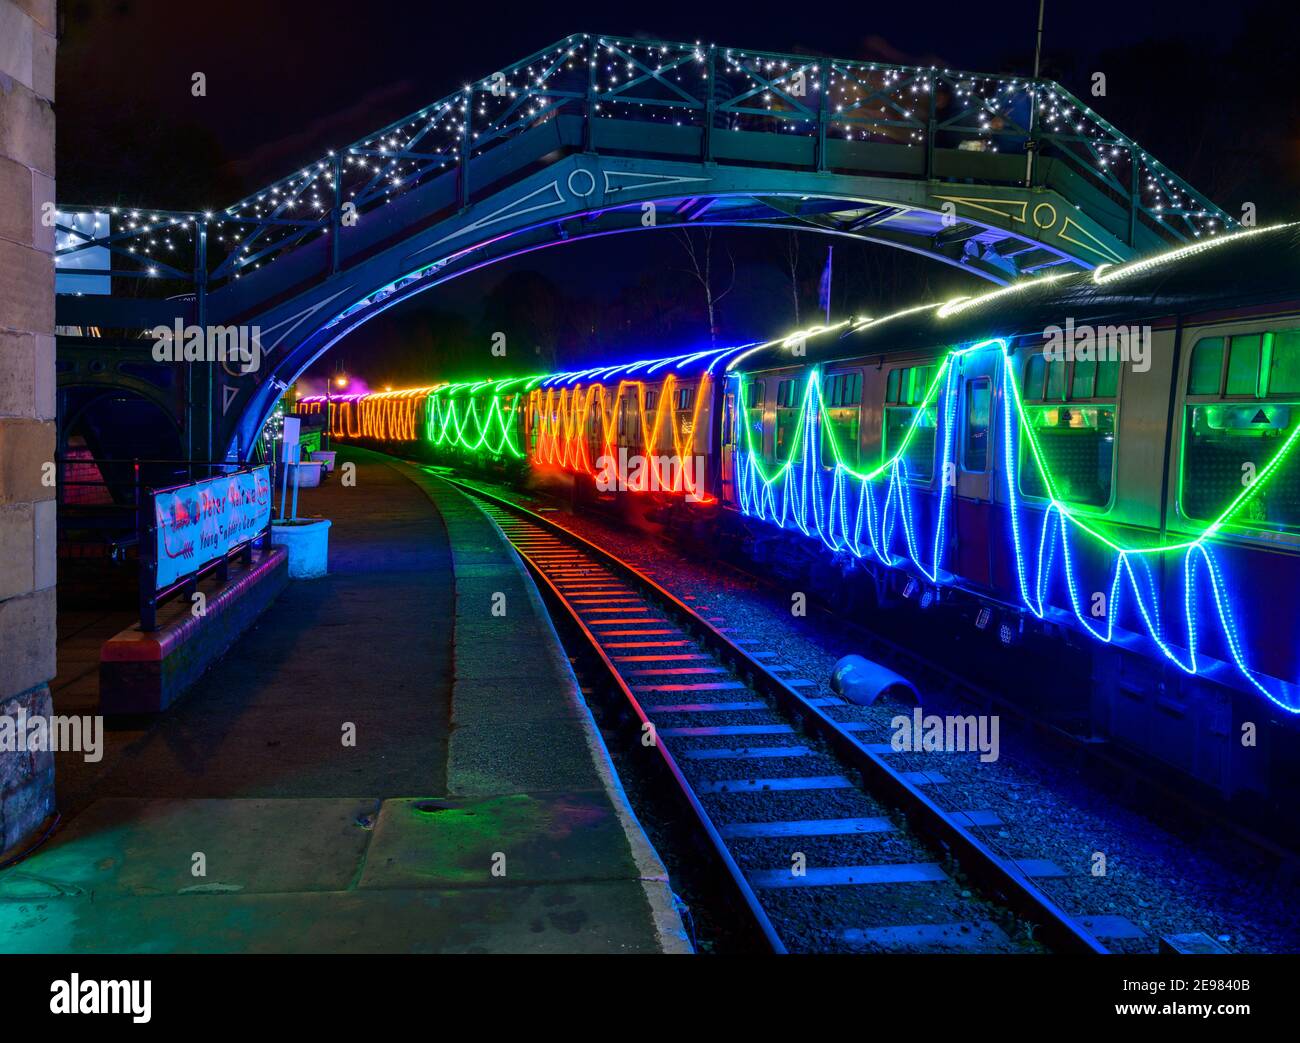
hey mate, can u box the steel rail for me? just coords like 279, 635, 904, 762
446, 478, 786, 953
446, 475, 1108, 955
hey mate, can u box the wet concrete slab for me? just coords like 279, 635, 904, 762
0, 797, 378, 898
358, 792, 638, 889
0, 882, 664, 954
4, 450, 686, 953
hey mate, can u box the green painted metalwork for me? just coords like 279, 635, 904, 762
425, 377, 542, 460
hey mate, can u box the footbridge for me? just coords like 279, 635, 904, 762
52, 32, 1233, 462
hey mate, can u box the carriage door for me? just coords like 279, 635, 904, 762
952, 349, 1000, 588
719, 385, 736, 503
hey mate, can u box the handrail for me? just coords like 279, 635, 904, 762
52, 33, 1231, 299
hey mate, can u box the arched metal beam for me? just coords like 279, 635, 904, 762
216, 152, 1130, 455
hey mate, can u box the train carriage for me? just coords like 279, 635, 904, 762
296, 224, 1300, 798
720, 224, 1300, 794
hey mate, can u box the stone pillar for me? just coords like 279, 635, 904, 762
0, 0, 57, 857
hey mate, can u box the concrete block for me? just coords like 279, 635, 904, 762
0, 2, 34, 93
358, 793, 638, 890
0, 748, 33, 796
33, 495, 53, 590
33, 332, 53, 418
0, 882, 665, 954
0, 154, 32, 246
0, 501, 34, 600
0, 682, 50, 719
0, 739, 33, 792
13, 0, 54, 33
0, 417, 54, 504
448, 716, 606, 796
0, 75, 53, 174
100, 546, 289, 714
30, 168, 53, 253
0, 765, 53, 852
31, 25, 53, 102
0, 237, 54, 334
0, 679, 53, 855
0, 586, 55, 698
3, 797, 380, 896
0, 331, 33, 416
1159, 932, 1231, 954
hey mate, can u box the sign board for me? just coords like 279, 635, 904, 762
281, 416, 301, 462
153, 467, 271, 590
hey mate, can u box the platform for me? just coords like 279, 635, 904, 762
0, 448, 687, 953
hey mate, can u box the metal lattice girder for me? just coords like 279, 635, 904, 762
51, 33, 1235, 462
54, 32, 1231, 302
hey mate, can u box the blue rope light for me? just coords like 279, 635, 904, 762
733, 338, 1300, 713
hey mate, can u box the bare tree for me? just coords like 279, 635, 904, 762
785, 231, 801, 326
675, 228, 736, 347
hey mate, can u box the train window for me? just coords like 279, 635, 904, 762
962, 378, 992, 472
775, 378, 805, 459
1023, 353, 1119, 404
1071, 359, 1097, 399
908, 367, 934, 404
1019, 406, 1116, 507
1181, 403, 1300, 530
821, 372, 862, 468
1268, 330, 1300, 396
824, 371, 862, 407
674, 385, 698, 446
885, 365, 934, 406
1226, 334, 1264, 396
883, 364, 938, 480
1022, 355, 1046, 399
1188, 337, 1225, 395
1019, 350, 1119, 508
776, 378, 804, 408
617, 395, 628, 443
1046, 359, 1067, 401
883, 406, 936, 480
1181, 328, 1300, 531
743, 380, 766, 458
1095, 359, 1121, 398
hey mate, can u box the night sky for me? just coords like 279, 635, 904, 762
55, 0, 1300, 383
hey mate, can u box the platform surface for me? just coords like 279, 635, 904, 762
0, 448, 685, 953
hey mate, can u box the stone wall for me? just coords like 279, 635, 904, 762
0, 0, 57, 856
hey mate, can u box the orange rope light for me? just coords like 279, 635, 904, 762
298, 386, 439, 441
529, 374, 713, 501
357, 387, 435, 441
295, 371, 713, 502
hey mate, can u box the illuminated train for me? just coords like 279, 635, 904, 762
299, 225, 1300, 798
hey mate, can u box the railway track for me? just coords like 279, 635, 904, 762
448, 475, 1107, 955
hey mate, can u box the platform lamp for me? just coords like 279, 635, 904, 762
325, 370, 350, 451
